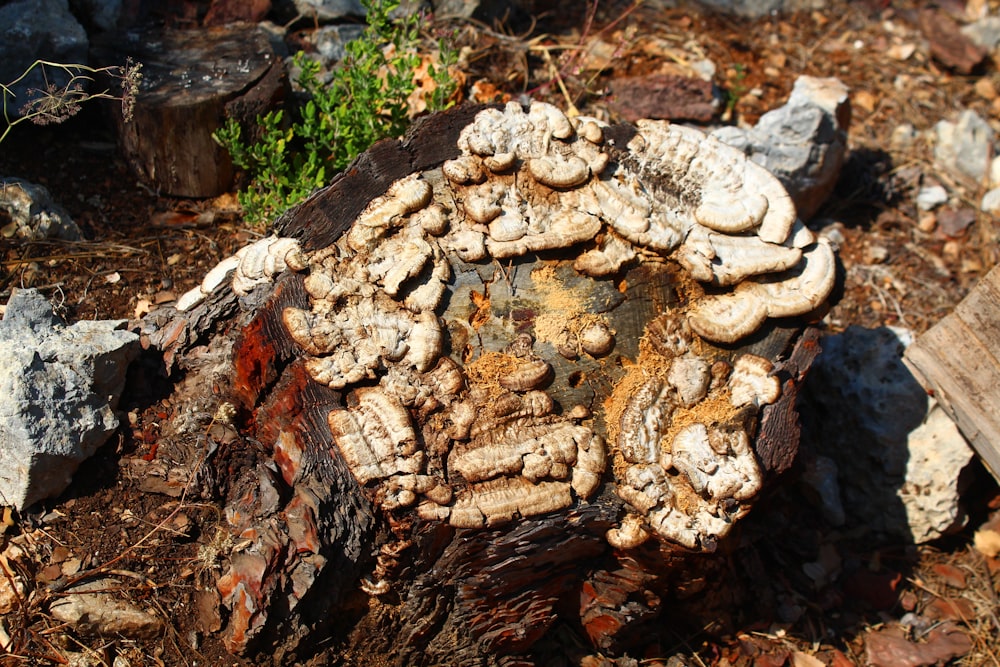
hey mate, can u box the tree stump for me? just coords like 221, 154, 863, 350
137, 102, 833, 664
93, 24, 286, 198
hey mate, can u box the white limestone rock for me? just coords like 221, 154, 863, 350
0, 289, 139, 510
800, 326, 974, 543
1, 178, 82, 241
934, 109, 996, 185
711, 75, 849, 221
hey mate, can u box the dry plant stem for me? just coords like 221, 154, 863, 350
0, 59, 140, 145
0, 549, 31, 653
49, 419, 217, 594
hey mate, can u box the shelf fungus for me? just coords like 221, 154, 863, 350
178, 102, 834, 564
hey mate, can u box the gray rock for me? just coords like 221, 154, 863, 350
800, 326, 974, 543
310, 24, 365, 65
934, 109, 996, 185
900, 402, 974, 542
293, 0, 365, 20
961, 16, 1000, 51
0, 289, 139, 510
693, 0, 826, 18
916, 184, 949, 211
0, 0, 89, 120
712, 75, 849, 220
1, 178, 82, 241
432, 0, 522, 19
49, 577, 163, 639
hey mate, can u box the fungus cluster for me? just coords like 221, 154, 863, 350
174, 102, 835, 559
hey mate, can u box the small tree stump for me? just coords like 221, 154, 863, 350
94, 25, 285, 198
138, 102, 831, 664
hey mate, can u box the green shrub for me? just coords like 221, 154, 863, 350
215, 0, 458, 227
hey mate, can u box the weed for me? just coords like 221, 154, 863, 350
216, 0, 458, 227
723, 62, 748, 120
1, 58, 142, 146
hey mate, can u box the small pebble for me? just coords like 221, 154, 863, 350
975, 77, 998, 100
890, 123, 919, 150
916, 185, 949, 211
818, 220, 846, 247
865, 244, 889, 264
990, 155, 1000, 187
942, 240, 961, 262
963, 256, 984, 273
917, 212, 938, 233
981, 187, 1000, 214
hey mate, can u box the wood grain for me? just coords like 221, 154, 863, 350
904, 266, 1000, 482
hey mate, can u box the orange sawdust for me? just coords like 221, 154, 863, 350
602, 335, 741, 482
469, 289, 492, 330
603, 337, 672, 480
463, 350, 519, 400
659, 390, 739, 460
530, 264, 614, 347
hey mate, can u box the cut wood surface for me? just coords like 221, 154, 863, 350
93, 25, 286, 197
137, 103, 827, 665
904, 265, 1000, 482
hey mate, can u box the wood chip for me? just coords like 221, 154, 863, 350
918, 9, 987, 74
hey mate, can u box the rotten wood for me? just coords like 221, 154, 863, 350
904, 265, 1000, 482
137, 103, 825, 665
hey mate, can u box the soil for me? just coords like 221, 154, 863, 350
2, 0, 1000, 665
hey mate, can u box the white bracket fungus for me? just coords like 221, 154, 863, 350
175, 236, 306, 311
184, 101, 834, 553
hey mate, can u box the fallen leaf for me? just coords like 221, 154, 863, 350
918, 8, 986, 74
887, 43, 917, 61
936, 207, 976, 238
791, 650, 825, 667
470, 79, 510, 104
930, 563, 967, 588
152, 290, 178, 305
975, 77, 998, 100
853, 90, 878, 113
866, 623, 972, 667
150, 210, 203, 228
925, 596, 975, 621
61, 557, 82, 576
0, 508, 13, 534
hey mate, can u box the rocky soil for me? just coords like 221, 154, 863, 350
1, 0, 1000, 665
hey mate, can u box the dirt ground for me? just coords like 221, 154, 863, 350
1, 0, 1000, 665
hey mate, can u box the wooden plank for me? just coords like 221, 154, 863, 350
903, 266, 1000, 482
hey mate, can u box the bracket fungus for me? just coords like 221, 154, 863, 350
178, 100, 832, 547
147, 100, 835, 658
